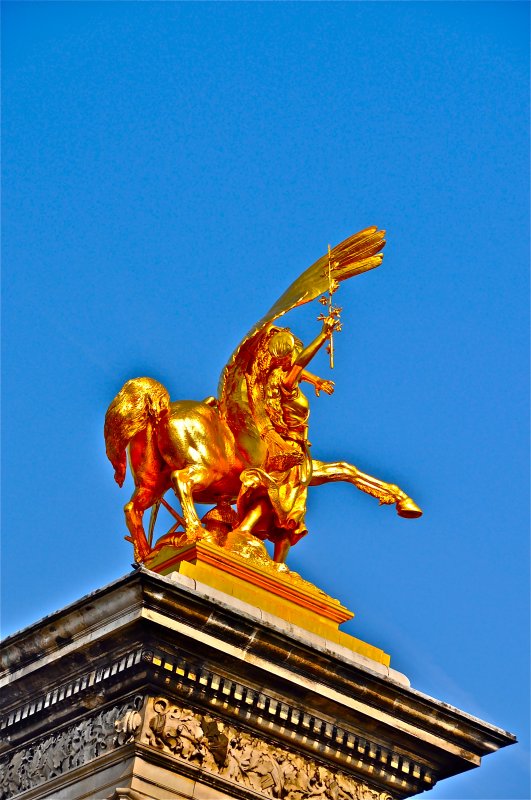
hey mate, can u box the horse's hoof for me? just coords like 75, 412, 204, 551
396, 496, 423, 518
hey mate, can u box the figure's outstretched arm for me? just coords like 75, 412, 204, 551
218, 227, 385, 410
300, 370, 335, 396
284, 316, 339, 391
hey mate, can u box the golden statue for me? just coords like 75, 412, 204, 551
104, 228, 421, 566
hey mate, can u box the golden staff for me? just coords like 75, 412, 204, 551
327, 244, 335, 368
319, 243, 342, 369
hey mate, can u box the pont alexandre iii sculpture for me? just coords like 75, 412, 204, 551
0, 229, 516, 800
104, 227, 421, 566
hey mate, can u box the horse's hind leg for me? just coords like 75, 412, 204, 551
124, 485, 160, 563
310, 459, 422, 518
170, 465, 211, 540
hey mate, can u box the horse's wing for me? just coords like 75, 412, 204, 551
217, 227, 386, 417
250, 226, 386, 331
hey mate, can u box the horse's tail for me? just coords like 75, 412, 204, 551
104, 377, 171, 487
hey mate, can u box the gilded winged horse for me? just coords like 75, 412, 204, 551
104, 228, 421, 565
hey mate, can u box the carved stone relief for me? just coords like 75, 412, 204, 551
140, 696, 394, 800
0, 693, 395, 800
0, 697, 142, 800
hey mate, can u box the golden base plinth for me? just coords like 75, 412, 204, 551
144, 539, 390, 667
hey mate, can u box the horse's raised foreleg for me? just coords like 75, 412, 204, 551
124, 486, 161, 563
310, 459, 422, 518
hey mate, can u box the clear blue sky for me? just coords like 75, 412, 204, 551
2, 3, 529, 798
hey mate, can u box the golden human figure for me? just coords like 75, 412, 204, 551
104, 227, 421, 565
231, 318, 339, 565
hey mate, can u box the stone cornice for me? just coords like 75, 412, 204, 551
0, 573, 143, 675
0, 568, 516, 798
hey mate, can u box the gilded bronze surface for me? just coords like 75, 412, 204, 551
104, 228, 421, 565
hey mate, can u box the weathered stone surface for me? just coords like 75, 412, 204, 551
0, 568, 516, 800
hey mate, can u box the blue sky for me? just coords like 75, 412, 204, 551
2, 3, 529, 798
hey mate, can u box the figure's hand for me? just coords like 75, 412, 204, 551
321, 314, 341, 337
314, 379, 335, 397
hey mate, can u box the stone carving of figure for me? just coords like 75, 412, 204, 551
138, 697, 395, 800
146, 698, 204, 763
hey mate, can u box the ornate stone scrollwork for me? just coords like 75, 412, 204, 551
0, 697, 143, 800
140, 696, 394, 800
115, 698, 143, 746
0, 694, 394, 800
